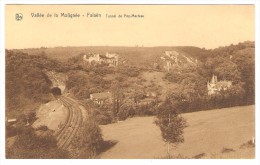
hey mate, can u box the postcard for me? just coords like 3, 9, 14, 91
4, 4, 256, 159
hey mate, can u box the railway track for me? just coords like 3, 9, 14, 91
55, 96, 83, 150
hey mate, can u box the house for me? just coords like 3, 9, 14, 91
90, 92, 112, 104
5, 118, 17, 127
6, 118, 17, 123
207, 74, 232, 95
83, 52, 119, 66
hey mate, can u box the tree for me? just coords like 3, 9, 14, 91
180, 72, 207, 100
111, 80, 125, 119
232, 48, 255, 104
155, 97, 187, 157
118, 99, 135, 120
70, 116, 103, 158
214, 60, 241, 84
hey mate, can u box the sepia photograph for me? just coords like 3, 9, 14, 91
3, 4, 256, 159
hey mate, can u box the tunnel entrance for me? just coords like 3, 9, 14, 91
51, 87, 62, 96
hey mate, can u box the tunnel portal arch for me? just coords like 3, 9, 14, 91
51, 87, 62, 96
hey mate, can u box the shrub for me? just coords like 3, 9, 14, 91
70, 116, 104, 158
96, 113, 113, 125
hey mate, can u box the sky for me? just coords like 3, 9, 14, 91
5, 5, 255, 49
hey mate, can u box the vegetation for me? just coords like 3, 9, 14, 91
6, 50, 67, 118
6, 41, 255, 158
6, 126, 69, 159
164, 41, 254, 114
100, 105, 254, 158
155, 98, 188, 156
70, 115, 104, 158
9, 41, 253, 119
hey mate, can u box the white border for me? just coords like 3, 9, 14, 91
0, 1, 259, 165
0, 0, 257, 5
0, 0, 6, 165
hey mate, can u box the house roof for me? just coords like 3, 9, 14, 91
7, 119, 17, 123
90, 92, 112, 100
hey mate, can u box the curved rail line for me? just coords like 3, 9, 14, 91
53, 99, 71, 137
55, 96, 83, 150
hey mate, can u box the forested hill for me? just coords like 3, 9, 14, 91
205, 41, 255, 104
164, 41, 255, 111
5, 50, 68, 118
6, 41, 255, 118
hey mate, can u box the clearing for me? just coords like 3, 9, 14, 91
99, 105, 255, 158
32, 99, 68, 131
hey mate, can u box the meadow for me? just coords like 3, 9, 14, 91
99, 105, 255, 158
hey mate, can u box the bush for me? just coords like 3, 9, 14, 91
119, 66, 140, 77
117, 109, 128, 121
6, 126, 69, 158
96, 112, 113, 125
70, 116, 104, 158
134, 102, 157, 116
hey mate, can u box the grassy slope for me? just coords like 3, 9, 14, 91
99, 105, 255, 158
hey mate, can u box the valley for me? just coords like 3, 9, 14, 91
5, 41, 255, 159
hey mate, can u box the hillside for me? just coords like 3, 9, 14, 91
6, 41, 255, 159
5, 50, 67, 118
13, 46, 206, 67
6, 41, 255, 118
99, 105, 255, 158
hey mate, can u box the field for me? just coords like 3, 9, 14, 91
99, 105, 255, 158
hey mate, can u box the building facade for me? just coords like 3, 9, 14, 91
83, 52, 119, 66
90, 92, 112, 105
207, 74, 232, 95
